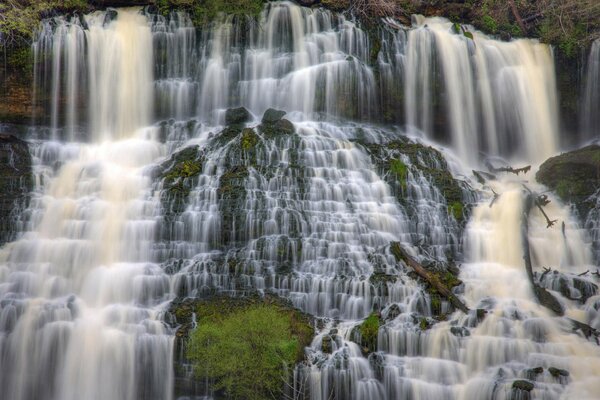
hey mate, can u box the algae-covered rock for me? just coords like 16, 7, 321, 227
536, 145, 600, 218
0, 134, 33, 245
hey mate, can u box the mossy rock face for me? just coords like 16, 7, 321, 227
536, 145, 600, 218
159, 145, 204, 217
0, 135, 33, 245
225, 107, 251, 126
362, 138, 471, 222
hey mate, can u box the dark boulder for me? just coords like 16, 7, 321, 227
225, 107, 251, 126
261, 108, 286, 124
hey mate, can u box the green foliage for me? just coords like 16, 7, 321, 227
481, 15, 497, 34
0, 0, 89, 47
419, 317, 428, 330
187, 304, 309, 400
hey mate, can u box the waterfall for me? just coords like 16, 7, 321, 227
1, 2, 599, 400
401, 17, 560, 164
0, 9, 172, 400
581, 39, 600, 140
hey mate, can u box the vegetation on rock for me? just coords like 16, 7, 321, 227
357, 312, 380, 353
536, 145, 600, 218
184, 296, 313, 400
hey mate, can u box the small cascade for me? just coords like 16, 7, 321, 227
581, 39, 600, 140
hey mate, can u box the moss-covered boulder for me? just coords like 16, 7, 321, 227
0, 134, 33, 245
536, 145, 600, 218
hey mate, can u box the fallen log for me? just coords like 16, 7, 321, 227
390, 242, 470, 314
522, 194, 565, 315
485, 161, 531, 176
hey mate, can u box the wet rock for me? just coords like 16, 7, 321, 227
450, 326, 470, 337
548, 367, 569, 378
225, 107, 251, 126
321, 335, 333, 353
383, 304, 401, 321
258, 118, 295, 138
512, 380, 534, 391
0, 135, 32, 245
261, 108, 286, 124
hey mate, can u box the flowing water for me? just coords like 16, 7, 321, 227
581, 38, 600, 141
1, 2, 599, 400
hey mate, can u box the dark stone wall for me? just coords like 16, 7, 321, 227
0, 135, 33, 245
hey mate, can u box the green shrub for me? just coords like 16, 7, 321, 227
187, 304, 309, 400
481, 15, 497, 34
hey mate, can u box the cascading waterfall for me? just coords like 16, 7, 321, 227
0, 9, 172, 400
581, 39, 600, 140
399, 17, 560, 164
1, 2, 599, 400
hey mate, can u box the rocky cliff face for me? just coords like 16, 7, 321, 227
0, 135, 33, 245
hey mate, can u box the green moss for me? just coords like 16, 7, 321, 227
240, 128, 259, 151
358, 313, 380, 352
187, 301, 312, 400
390, 159, 408, 190
419, 317, 428, 331
449, 201, 464, 221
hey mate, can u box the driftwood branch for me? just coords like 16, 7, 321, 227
390, 242, 469, 314
485, 161, 531, 176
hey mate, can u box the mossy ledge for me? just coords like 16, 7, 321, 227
536, 144, 600, 218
